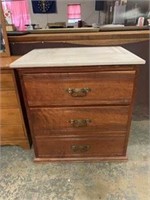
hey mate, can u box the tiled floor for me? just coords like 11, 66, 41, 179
0, 106, 149, 200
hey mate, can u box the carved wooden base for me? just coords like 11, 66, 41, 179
34, 156, 128, 162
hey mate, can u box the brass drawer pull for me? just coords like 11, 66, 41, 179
66, 88, 91, 97
69, 119, 91, 127
71, 145, 90, 153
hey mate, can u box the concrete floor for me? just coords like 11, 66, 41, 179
0, 106, 149, 200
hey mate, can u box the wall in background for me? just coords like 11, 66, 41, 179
28, 0, 105, 28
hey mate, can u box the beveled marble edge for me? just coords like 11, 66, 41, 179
10, 46, 146, 68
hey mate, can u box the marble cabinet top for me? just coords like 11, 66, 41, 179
10, 46, 145, 68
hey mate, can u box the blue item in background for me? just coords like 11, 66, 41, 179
32, 0, 57, 13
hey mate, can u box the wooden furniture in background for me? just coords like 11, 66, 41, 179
0, 57, 31, 149
8, 29, 150, 51
47, 22, 66, 28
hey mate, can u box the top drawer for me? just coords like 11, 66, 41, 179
22, 70, 136, 107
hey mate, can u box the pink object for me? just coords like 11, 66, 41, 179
67, 4, 81, 19
2, 0, 30, 31
137, 17, 144, 27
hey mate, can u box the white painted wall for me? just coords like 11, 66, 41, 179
28, 0, 105, 28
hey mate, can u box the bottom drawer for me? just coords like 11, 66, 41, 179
35, 136, 126, 159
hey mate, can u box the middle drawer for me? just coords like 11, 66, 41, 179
30, 106, 129, 137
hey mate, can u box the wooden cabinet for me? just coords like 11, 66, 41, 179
0, 57, 31, 149
16, 66, 137, 161
11, 47, 145, 161
0, 5, 30, 148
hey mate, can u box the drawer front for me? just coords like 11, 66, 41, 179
30, 106, 129, 136
23, 71, 136, 106
35, 136, 125, 158
0, 125, 25, 139
0, 73, 15, 90
1, 91, 18, 108
1, 109, 22, 125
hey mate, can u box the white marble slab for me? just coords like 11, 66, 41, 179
10, 46, 145, 68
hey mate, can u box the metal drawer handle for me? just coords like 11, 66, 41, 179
71, 145, 90, 153
69, 119, 91, 127
66, 88, 91, 97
